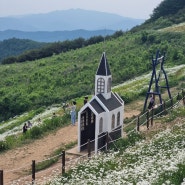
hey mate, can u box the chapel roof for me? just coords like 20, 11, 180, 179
90, 99, 105, 114
96, 92, 122, 111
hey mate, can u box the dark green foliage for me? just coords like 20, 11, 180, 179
131, 0, 185, 31
29, 126, 43, 139
109, 132, 144, 152
0, 38, 47, 62
151, 0, 185, 21
0, 140, 9, 151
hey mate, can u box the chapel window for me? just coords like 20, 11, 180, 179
99, 117, 103, 133
97, 78, 105, 93
111, 114, 115, 130
117, 112, 120, 126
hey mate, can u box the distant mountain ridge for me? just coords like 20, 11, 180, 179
0, 29, 115, 42
0, 9, 144, 32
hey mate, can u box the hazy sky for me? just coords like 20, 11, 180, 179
0, 0, 163, 19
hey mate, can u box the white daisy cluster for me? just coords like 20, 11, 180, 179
0, 106, 62, 141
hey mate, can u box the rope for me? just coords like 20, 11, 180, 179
37, 153, 62, 164
108, 135, 118, 150
5, 163, 31, 173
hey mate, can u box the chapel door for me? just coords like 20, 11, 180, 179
80, 107, 95, 151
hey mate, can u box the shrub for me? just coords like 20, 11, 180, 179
109, 131, 144, 152
0, 140, 9, 152
29, 126, 43, 139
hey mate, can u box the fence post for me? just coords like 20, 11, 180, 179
32, 160, 35, 185
170, 98, 173, 107
0, 170, 3, 185
183, 97, 185, 106
106, 132, 109, 151
177, 92, 181, 100
146, 111, 149, 130
87, 139, 91, 158
146, 110, 149, 130
163, 100, 166, 111
151, 108, 154, 127
62, 151, 65, 175
136, 116, 140, 132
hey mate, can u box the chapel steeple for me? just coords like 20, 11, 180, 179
96, 52, 111, 76
95, 52, 112, 99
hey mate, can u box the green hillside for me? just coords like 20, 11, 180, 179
0, 38, 47, 62
131, 0, 185, 31
0, 0, 185, 122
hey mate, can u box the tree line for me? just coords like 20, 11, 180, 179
0, 38, 47, 63
131, 0, 185, 32
151, 0, 185, 21
1, 31, 124, 65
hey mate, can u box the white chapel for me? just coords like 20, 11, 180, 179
78, 52, 124, 154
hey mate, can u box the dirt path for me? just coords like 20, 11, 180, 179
0, 124, 78, 184
0, 109, 138, 184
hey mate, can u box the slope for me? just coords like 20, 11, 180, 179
0, 99, 141, 184
0, 30, 184, 122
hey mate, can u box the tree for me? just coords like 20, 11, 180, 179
151, 0, 185, 21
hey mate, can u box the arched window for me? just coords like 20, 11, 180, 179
97, 78, 105, 93
81, 116, 85, 131
111, 114, 115, 130
117, 112, 120, 126
107, 77, 112, 92
91, 112, 94, 124
99, 117, 103, 133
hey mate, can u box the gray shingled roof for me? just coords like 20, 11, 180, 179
96, 52, 111, 76
90, 99, 105, 114
97, 93, 122, 111
114, 93, 124, 104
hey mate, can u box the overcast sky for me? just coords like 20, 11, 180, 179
0, 0, 163, 19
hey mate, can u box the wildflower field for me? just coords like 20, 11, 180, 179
50, 113, 185, 185
0, 65, 184, 184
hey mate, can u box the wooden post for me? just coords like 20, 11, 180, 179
0, 170, 3, 185
177, 92, 180, 100
62, 151, 65, 175
136, 116, 140, 132
163, 100, 166, 112
87, 139, 91, 157
32, 160, 35, 185
146, 111, 149, 130
151, 108, 154, 127
183, 97, 185, 106
171, 98, 173, 107
181, 89, 185, 106
106, 132, 109, 151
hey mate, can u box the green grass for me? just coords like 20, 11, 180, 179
35, 141, 77, 172
0, 31, 185, 122
0, 113, 71, 153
